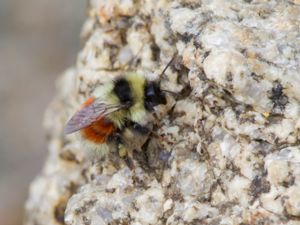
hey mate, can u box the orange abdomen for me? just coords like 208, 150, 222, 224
79, 97, 115, 144
81, 118, 115, 144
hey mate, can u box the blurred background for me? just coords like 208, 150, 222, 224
0, 0, 85, 224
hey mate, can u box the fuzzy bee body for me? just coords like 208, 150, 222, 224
64, 73, 166, 157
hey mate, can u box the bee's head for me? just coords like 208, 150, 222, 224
144, 82, 167, 111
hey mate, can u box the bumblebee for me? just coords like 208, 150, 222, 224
64, 72, 167, 157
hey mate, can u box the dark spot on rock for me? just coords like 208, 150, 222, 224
218, 201, 236, 214
59, 150, 79, 163
106, 188, 116, 193
283, 204, 300, 221
250, 175, 270, 202
282, 174, 295, 188
208, 218, 222, 225
253, 139, 273, 156
257, 8, 273, 19
274, 195, 280, 200
81, 168, 89, 182
267, 113, 284, 124
239, 114, 256, 124
240, 48, 247, 55
151, 42, 160, 62
179, 85, 192, 99
82, 216, 91, 225
193, 38, 203, 49
250, 72, 263, 82
132, 200, 139, 211
148, 195, 156, 203
178, 32, 194, 43
225, 161, 241, 174
75, 199, 98, 215
256, 54, 280, 67
174, 215, 184, 223
90, 173, 95, 180
226, 72, 233, 82
257, 218, 274, 225
86, 199, 98, 207
171, 189, 184, 202
112, 219, 130, 225
202, 51, 210, 62
54, 198, 67, 224
237, 16, 244, 22
179, 1, 202, 9
270, 81, 288, 111
67, 182, 79, 194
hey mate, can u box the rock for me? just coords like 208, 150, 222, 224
24, 0, 300, 224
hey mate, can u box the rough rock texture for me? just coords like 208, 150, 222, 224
25, 0, 300, 225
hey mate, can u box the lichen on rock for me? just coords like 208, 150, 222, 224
25, 0, 300, 225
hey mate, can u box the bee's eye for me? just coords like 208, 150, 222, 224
144, 82, 166, 111
146, 85, 156, 97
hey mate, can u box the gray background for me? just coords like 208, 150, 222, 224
0, 0, 85, 224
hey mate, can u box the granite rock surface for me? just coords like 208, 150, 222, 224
25, 0, 300, 224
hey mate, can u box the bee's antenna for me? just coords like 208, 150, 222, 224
127, 45, 145, 69
158, 53, 179, 97
159, 52, 178, 77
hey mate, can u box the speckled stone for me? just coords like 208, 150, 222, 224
24, 0, 300, 225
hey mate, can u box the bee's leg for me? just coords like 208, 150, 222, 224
118, 143, 129, 158
107, 130, 121, 143
130, 122, 150, 135
107, 129, 130, 158
106, 130, 123, 155
112, 130, 135, 169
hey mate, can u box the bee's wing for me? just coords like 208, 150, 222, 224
64, 98, 124, 134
